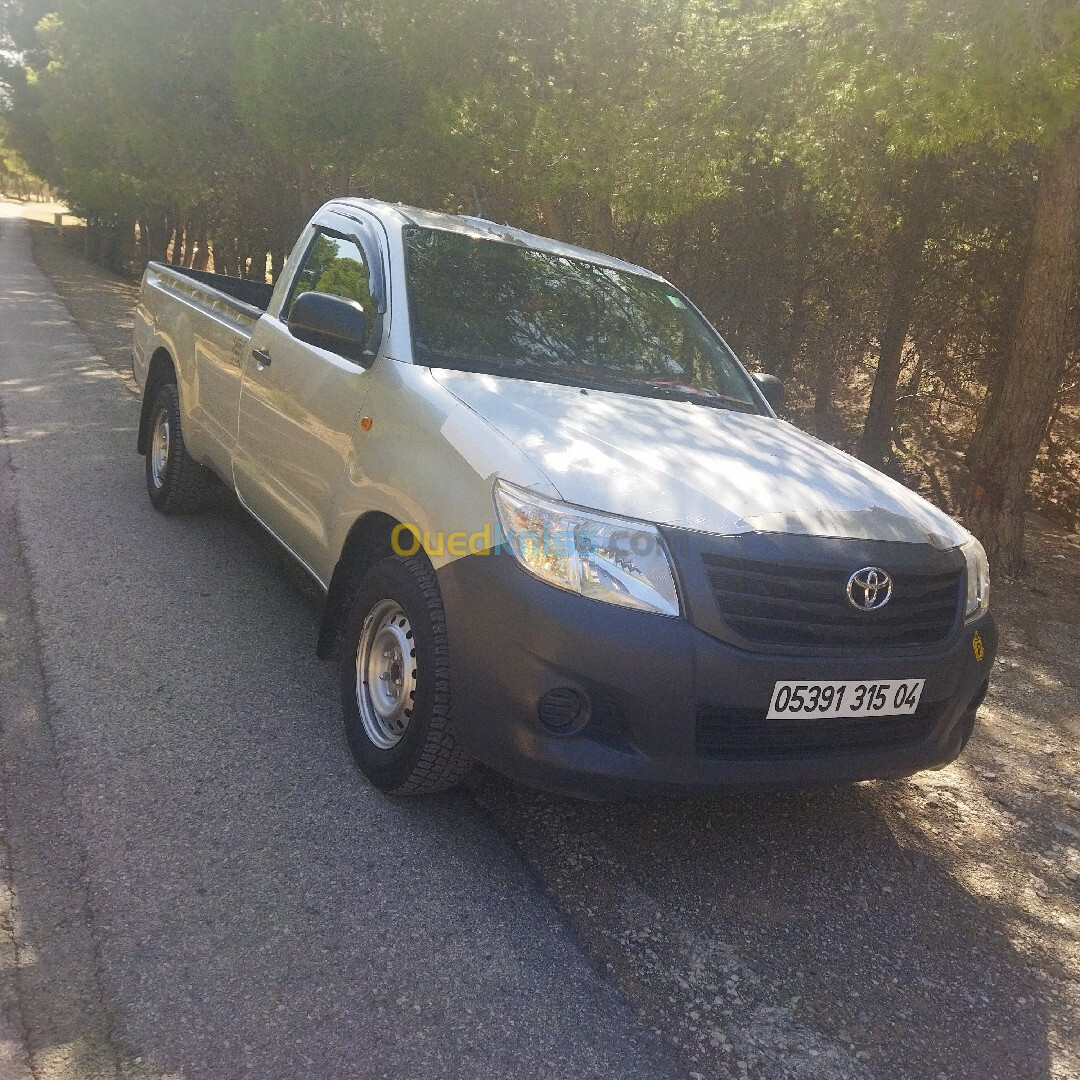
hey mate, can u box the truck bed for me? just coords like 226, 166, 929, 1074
164, 265, 275, 312
133, 262, 276, 481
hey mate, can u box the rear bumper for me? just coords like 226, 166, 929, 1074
437, 552, 996, 799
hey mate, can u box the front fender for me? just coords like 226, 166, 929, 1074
324, 361, 555, 580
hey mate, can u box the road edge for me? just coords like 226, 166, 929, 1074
0, 224, 123, 1080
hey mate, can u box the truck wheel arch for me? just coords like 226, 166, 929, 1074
137, 348, 178, 456
318, 511, 405, 660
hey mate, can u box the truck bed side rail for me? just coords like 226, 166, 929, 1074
146, 261, 273, 322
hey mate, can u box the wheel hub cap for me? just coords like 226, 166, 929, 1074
150, 410, 170, 489
355, 601, 417, 749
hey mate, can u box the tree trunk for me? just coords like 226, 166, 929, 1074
812, 342, 840, 441
192, 232, 210, 272
778, 193, 811, 379
760, 285, 788, 378
122, 221, 140, 273
146, 212, 170, 264
84, 220, 99, 262
905, 349, 927, 401
858, 159, 944, 468
539, 195, 571, 242
296, 164, 322, 222
965, 125, 1080, 573
779, 282, 808, 379
216, 237, 236, 278
588, 199, 615, 255
99, 223, 125, 274
211, 240, 226, 278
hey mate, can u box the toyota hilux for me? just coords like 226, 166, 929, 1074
133, 198, 995, 797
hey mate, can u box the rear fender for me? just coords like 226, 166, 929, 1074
137, 348, 178, 455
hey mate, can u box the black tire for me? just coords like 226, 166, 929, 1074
341, 555, 472, 794
144, 380, 212, 513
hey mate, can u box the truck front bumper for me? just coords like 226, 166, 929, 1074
437, 552, 997, 799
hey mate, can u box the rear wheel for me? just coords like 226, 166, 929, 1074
341, 555, 471, 794
145, 380, 211, 513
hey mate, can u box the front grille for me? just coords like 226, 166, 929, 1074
702, 553, 961, 650
696, 701, 940, 759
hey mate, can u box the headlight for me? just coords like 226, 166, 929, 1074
961, 537, 990, 620
492, 480, 680, 617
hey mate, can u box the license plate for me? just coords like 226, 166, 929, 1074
767, 679, 925, 719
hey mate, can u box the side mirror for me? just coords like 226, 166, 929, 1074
754, 372, 786, 414
288, 291, 369, 366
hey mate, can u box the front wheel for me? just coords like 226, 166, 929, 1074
144, 381, 211, 513
341, 556, 472, 794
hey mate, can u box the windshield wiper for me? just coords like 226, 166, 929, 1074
638, 380, 757, 412
420, 351, 758, 413
563, 372, 756, 412
424, 354, 604, 390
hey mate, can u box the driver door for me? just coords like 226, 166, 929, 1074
234, 226, 384, 583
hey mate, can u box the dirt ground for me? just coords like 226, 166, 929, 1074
26, 216, 1080, 1079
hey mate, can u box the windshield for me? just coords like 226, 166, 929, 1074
403, 227, 764, 413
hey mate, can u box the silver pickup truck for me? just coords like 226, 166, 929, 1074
134, 197, 996, 798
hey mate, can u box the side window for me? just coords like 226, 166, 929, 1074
285, 231, 378, 333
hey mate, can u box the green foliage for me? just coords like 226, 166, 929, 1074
1, 0, 1078, 537
10, 0, 1078, 244
314, 258, 371, 305
0, 116, 34, 182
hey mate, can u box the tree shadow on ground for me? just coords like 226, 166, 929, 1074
472, 769, 1067, 1080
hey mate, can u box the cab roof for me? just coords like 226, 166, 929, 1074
326, 197, 666, 283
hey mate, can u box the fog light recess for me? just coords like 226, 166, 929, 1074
538, 688, 589, 732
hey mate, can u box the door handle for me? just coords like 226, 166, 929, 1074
252, 348, 272, 368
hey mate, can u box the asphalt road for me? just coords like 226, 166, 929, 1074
0, 207, 685, 1079
1, 203, 1076, 1080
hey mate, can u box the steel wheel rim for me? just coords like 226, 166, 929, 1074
355, 600, 417, 749
150, 409, 170, 489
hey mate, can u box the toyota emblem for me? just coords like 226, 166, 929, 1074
846, 567, 893, 611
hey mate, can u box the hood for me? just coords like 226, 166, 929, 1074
432, 370, 970, 549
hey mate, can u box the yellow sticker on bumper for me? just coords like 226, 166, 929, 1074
972, 632, 985, 662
